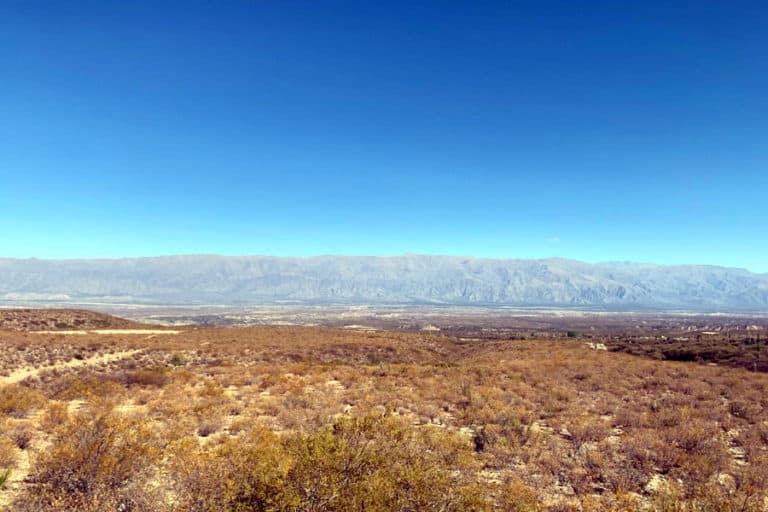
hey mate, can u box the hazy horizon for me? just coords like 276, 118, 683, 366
2, 252, 766, 275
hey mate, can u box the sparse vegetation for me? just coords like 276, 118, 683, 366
0, 311, 767, 510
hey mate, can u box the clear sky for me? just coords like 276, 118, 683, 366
1, 1, 766, 272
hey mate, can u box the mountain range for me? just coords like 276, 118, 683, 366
1, 255, 767, 311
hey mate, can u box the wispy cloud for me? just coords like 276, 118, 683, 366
547, 237, 561, 244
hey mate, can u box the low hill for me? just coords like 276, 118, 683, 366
0, 308, 150, 331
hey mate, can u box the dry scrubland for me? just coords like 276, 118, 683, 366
0, 317, 767, 510
0, 309, 151, 332
606, 335, 768, 373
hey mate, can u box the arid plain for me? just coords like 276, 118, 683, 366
0, 309, 767, 511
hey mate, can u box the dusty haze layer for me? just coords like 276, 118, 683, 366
1, 255, 767, 311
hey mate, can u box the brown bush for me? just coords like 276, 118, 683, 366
498, 476, 543, 511
0, 384, 46, 418
0, 436, 18, 469
125, 367, 170, 387
8, 421, 34, 449
196, 418, 222, 437
15, 407, 160, 511
171, 412, 488, 511
169, 430, 288, 512
44, 375, 123, 401
569, 416, 611, 448
38, 401, 70, 433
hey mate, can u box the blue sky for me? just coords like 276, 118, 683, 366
1, 1, 766, 272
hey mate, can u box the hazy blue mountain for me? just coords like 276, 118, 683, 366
1, 255, 767, 311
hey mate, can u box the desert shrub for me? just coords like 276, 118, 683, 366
0, 384, 46, 418
729, 399, 758, 421
197, 418, 222, 437
198, 378, 226, 398
227, 416, 251, 435
614, 407, 647, 429
287, 414, 486, 510
125, 367, 170, 387
498, 476, 543, 511
171, 412, 487, 511
169, 430, 289, 512
15, 407, 161, 511
569, 416, 611, 448
758, 422, 768, 445
653, 405, 685, 428
39, 401, 70, 433
664, 482, 768, 512
0, 436, 18, 468
601, 454, 647, 495
734, 455, 768, 509
8, 421, 34, 449
168, 352, 187, 366
667, 422, 719, 455
44, 375, 123, 401
623, 429, 680, 474
473, 416, 538, 465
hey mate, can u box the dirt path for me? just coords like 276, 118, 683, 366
0, 349, 144, 386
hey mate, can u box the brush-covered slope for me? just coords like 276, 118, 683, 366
0, 308, 148, 331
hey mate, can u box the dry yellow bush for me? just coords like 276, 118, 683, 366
171, 413, 487, 512
38, 401, 70, 433
0, 436, 18, 469
0, 384, 46, 418
15, 407, 161, 511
